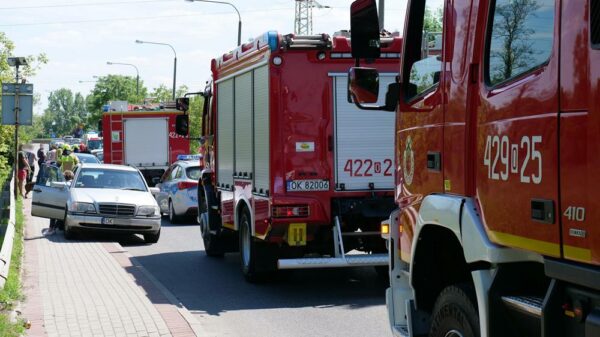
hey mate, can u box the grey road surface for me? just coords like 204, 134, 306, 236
120, 218, 391, 337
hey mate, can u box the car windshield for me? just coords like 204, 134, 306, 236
74, 168, 147, 191
76, 154, 100, 163
88, 139, 103, 150
186, 166, 201, 180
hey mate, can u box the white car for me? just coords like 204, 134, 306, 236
32, 163, 162, 243
155, 159, 201, 223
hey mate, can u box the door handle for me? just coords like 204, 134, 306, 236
33, 188, 42, 193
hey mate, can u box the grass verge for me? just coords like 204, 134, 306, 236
0, 196, 25, 336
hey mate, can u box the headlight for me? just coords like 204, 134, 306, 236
137, 205, 160, 217
69, 202, 96, 214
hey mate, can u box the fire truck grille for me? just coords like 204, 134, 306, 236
98, 203, 136, 216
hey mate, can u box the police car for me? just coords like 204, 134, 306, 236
154, 155, 202, 223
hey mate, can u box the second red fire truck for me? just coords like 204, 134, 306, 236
195, 31, 402, 281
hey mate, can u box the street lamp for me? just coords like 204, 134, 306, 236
7, 57, 28, 198
135, 40, 177, 100
106, 61, 139, 95
185, 0, 242, 46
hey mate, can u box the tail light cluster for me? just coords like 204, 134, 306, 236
177, 181, 198, 190
272, 205, 310, 218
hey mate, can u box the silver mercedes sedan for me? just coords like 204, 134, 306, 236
32, 163, 161, 243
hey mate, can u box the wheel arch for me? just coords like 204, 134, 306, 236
235, 198, 252, 234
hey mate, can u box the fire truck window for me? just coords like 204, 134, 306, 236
406, 0, 444, 100
592, 0, 600, 48
486, 0, 555, 86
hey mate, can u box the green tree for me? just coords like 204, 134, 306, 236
150, 84, 190, 103
38, 89, 88, 137
423, 6, 443, 33
188, 94, 204, 153
0, 32, 47, 176
86, 74, 148, 124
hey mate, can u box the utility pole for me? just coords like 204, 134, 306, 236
378, 0, 384, 29
294, 0, 329, 35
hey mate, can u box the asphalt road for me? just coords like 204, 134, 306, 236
120, 217, 391, 337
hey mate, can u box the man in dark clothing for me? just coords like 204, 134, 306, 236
24, 149, 36, 183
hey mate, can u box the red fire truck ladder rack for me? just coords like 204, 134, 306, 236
277, 217, 388, 269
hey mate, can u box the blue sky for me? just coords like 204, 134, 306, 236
2, 0, 407, 115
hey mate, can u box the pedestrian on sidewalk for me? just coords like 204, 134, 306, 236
46, 170, 74, 235
24, 147, 37, 184
17, 151, 31, 198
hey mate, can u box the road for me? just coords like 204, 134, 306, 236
119, 217, 391, 337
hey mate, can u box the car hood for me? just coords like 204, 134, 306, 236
70, 188, 158, 206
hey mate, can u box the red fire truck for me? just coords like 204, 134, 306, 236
347, 0, 600, 336
195, 31, 402, 281
101, 101, 189, 185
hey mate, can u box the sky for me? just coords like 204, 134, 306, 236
1, 0, 409, 115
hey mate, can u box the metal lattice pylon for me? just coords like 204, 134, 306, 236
294, 0, 312, 35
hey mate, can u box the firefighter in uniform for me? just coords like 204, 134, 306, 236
58, 144, 79, 172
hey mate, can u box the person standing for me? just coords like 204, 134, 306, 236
46, 144, 58, 164
58, 145, 79, 172
24, 148, 36, 183
46, 170, 74, 235
17, 152, 31, 198
37, 145, 47, 182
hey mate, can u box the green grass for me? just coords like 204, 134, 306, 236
0, 196, 25, 337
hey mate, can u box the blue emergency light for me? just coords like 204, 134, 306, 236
177, 154, 203, 161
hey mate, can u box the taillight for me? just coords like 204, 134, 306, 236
177, 181, 198, 190
272, 205, 310, 218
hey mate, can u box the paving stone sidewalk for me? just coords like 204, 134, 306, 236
20, 198, 198, 337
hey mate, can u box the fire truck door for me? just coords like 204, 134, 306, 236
558, 1, 598, 265
475, 0, 560, 257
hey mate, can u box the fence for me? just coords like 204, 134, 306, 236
0, 171, 16, 288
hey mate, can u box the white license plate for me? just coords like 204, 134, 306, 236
102, 217, 114, 225
286, 179, 330, 192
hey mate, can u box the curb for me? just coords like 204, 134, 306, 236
103, 242, 208, 337
0, 171, 16, 289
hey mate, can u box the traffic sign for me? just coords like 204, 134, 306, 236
1, 83, 34, 125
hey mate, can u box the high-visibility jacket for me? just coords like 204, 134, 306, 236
58, 154, 79, 172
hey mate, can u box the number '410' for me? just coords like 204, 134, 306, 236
483, 135, 542, 184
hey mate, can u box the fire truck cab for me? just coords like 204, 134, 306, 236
348, 0, 600, 336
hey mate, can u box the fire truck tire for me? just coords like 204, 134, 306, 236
169, 200, 180, 224
240, 211, 267, 282
429, 284, 480, 337
200, 214, 224, 257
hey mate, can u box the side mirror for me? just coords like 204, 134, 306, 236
149, 187, 160, 195
175, 114, 189, 136
176, 97, 189, 112
350, 0, 381, 60
348, 67, 379, 104
98, 120, 103, 133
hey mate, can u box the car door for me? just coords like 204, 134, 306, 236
155, 166, 172, 213
32, 164, 69, 220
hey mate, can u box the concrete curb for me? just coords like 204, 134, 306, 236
0, 171, 16, 289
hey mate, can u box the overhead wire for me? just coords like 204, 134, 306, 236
0, 0, 175, 10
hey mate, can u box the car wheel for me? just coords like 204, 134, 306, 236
144, 229, 160, 244
168, 200, 180, 224
200, 213, 224, 257
63, 210, 75, 240
429, 284, 480, 337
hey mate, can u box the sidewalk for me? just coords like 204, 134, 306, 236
19, 198, 199, 337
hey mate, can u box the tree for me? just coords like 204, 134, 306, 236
491, 0, 540, 83
189, 94, 204, 154
423, 6, 443, 33
86, 74, 148, 124
38, 89, 89, 137
150, 84, 190, 103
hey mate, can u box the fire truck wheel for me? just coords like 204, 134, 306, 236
200, 214, 224, 257
169, 200, 180, 224
240, 211, 265, 282
429, 284, 480, 337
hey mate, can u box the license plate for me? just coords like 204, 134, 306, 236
286, 179, 329, 192
102, 217, 114, 225
287, 223, 307, 246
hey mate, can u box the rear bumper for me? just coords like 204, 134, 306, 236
66, 213, 161, 234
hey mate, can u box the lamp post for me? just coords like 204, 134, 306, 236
185, 0, 242, 46
106, 61, 139, 95
135, 40, 177, 100
7, 57, 28, 198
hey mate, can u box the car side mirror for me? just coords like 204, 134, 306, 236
175, 114, 189, 136
348, 67, 379, 104
149, 187, 160, 195
176, 97, 189, 112
350, 0, 381, 60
